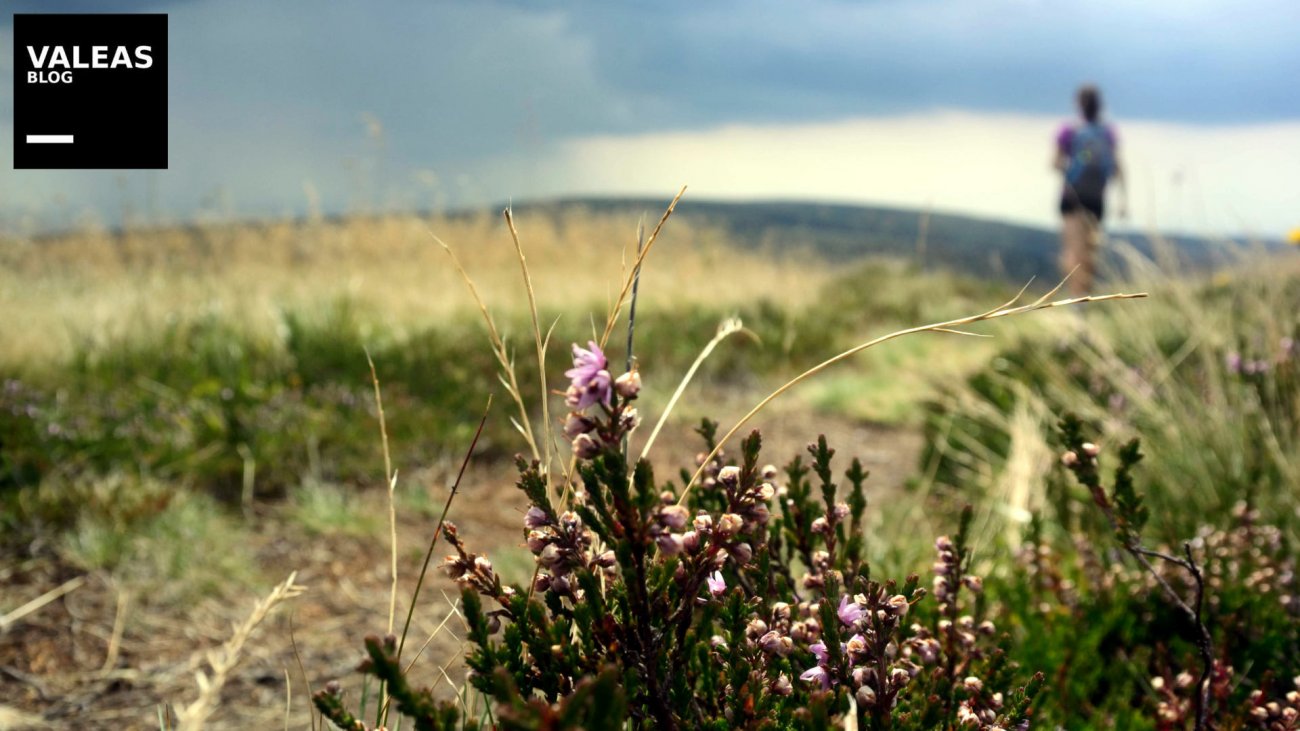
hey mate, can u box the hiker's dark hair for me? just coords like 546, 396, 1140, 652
1077, 84, 1102, 123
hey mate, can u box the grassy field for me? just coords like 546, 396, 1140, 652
0, 203, 1009, 728
1, 202, 1296, 729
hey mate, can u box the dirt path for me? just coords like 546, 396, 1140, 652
0, 408, 920, 730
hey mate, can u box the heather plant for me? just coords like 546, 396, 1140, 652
315, 339, 1044, 729
980, 414, 1299, 728
908, 252, 1300, 728
300, 196, 1159, 729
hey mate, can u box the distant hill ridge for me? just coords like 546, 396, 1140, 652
506, 197, 1264, 283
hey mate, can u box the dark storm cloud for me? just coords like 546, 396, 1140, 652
3, 0, 1297, 226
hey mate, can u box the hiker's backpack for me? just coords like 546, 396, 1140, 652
1065, 123, 1116, 201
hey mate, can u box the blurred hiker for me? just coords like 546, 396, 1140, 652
1054, 84, 1127, 296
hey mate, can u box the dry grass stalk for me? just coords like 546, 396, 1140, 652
364, 350, 400, 724
174, 571, 306, 731
597, 186, 686, 349
639, 317, 750, 461
0, 575, 85, 633
364, 351, 398, 635
437, 235, 542, 462
678, 284, 1149, 503
503, 208, 557, 495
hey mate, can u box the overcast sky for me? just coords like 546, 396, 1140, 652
3, 0, 1298, 235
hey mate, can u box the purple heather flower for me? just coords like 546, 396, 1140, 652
565, 341, 613, 409
809, 640, 828, 664
524, 506, 550, 530
706, 570, 726, 597
838, 595, 865, 626
1226, 351, 1243, 374
800, 664, 831, 690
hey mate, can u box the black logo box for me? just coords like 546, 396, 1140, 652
13, 14, 167, 169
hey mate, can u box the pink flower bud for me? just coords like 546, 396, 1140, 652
656, 533, 685, 557
559, 510, 582, 531
658, 505, 689, 530
524, 506, 550, 530
442, 556, 467, 580
539, 543, 564, 568
614, 369, 641, 399
730, 542, 753, 565
526, 530, 551, 553
717, 513, 744, 536
572, 433, 601, 459
856, 684, 877, 707
682, 530, 701, 554
563, 414, 596, 439
718, 465, 741, 487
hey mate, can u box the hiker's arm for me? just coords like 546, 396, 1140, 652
1114, 161, 1129, 220
1052, 127, 1069, 172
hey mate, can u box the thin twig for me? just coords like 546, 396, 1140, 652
396, 395, 492, 661
1076, 457, 1214, 731
287, 613, 319, 731
623, 220, 645, 461
1184, 542, 1214, 731
1115, 538, 1213, 729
